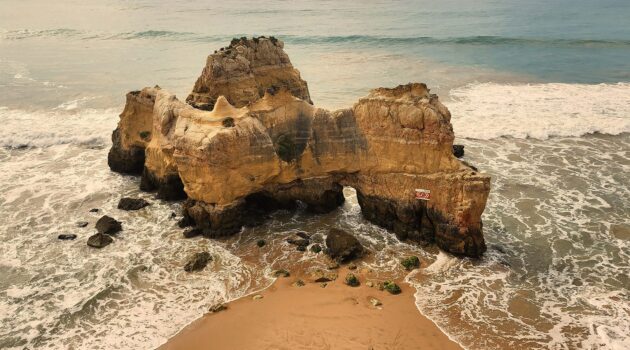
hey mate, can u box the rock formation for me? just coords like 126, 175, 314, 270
108, 37, 490, 257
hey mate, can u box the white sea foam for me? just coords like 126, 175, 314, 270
0, 107, 117, 148
449, 82, 630, 140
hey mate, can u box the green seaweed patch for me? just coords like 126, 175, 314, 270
400, 256, 420, 270
275, 134, 297, 162
382, 281, 401, 295
139, 131, 151, 140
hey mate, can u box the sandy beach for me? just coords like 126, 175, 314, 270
160, 266, 462, 350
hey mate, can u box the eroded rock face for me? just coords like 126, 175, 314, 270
108, 37, 491, 257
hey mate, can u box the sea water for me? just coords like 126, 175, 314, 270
1, 1, 628, 349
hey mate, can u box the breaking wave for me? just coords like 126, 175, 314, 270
3, 28, 630, 48
0, 107, 118, 149
449, 82, 630, 140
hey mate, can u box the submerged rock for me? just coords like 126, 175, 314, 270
184, 252, 212, 272
106, 37, 491, 258
117, 197, 150, 211
95, 215, 122, 235
272, 269, 290, 278
310, 244, 322, 253
209, 303, 227, 313
58, 234, 77, 240
76, 221, 89, 228
325, 228, 364, 263
87, 233, 113, 248
256, 239, 266, 247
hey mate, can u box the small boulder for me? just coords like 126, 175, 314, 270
87, 233, 113, 248
58, 234, 77, 240
400, 256, 420, 270
348, 263, 358, 270
325, 228, 364, 263
345, 273, 360, 287
76, 221, 89, 228
272, 269, 290, 278
369, 297, 382, 307
89, 208, 100, 213
309, 269, 338, 283
292, 279, 305, 287
177, 216, 194, 228
117, 197, 150, 211
256, 239, 266, 247
252, 294, 263, 300
209, 303, 227, 313
295, 231, 310, 240
184, 252, 212, 272
95, 215, 122, 235
381, 281, 401, 295
183, 228, 202, 238
287, 238, 309, 248
452, 144, 465, 158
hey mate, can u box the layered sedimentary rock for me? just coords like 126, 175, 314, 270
108, 37, 490, 257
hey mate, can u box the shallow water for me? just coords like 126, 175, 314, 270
1, 1, 629, 349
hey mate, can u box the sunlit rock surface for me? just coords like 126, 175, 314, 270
108, 37, 490, 257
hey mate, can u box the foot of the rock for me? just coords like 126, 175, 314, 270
107, 128, 145, 174
140, 167, 187, 200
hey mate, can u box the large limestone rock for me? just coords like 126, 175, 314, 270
108, 37, 490, 257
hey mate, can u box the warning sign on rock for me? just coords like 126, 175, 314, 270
415, 189, 431, 200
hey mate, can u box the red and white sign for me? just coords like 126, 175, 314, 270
415, 189, 431, 200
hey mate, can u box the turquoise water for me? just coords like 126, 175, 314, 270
0, 1, 629, 349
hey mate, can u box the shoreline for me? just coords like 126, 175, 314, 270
160, 266, 463, 350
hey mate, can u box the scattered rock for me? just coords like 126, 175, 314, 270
87, 233, 113, 248
345, 273, 360, 287
117, 197, 150, 211
292, 279, 305, 287
309, 269, 338, 283
183, 228, 202, 238
295, 231, 310, 240
310, 244, 322, 253
272, 269, 290, 278
325, 228, 364, 263
169, 211, 177, 219
58, 234, 77, 240
209, 303, 227, 313
184, 252, 212, 272
76, 221, 89, 228
177, 216, 194, 228
252, 294, 263, 300
327, 262, 340, 270
381, 281, 401, 295
366, 281, 375, 288
369, 297, 382, 307
348, 263, 357, 270
95, 215, 122, 235
256, 239, 266, 247
89, 208, 99, 213
320, 282, 328, 288
400, 256, 420, 270
287, 238, 309, 249
296, 245, 307, 252
453, 144, 465, 158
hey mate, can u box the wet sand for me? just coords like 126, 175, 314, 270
160, 267, 462, 350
